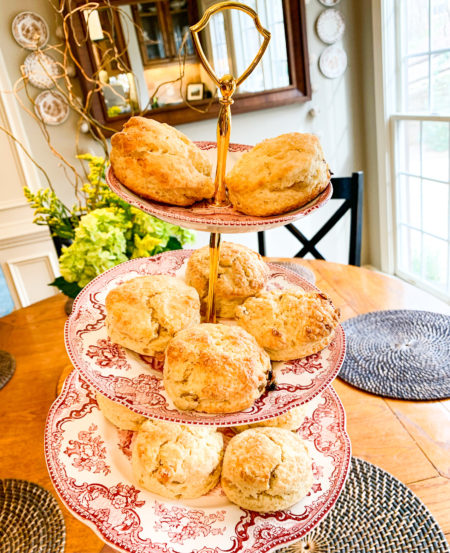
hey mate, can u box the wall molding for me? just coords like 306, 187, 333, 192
0, 199, 28, 211
0, 223, 52, 248
0, 50, 43, 193
7, 252, 59, 307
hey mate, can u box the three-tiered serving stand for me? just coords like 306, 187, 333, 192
45, 4, 350, 552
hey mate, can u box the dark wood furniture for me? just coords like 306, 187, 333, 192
131, 1, 197, 66
66, 0, 311, 133
0, 260, 449, 552
258, 172, 364, 266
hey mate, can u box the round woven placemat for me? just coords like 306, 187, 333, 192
277, 457, 449, 553
274, 262, 316, 285
0, 351, 15, 390
0, 479, 66, 553
339, 310, 450, 400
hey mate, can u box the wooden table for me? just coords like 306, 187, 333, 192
0, 259, 449, 552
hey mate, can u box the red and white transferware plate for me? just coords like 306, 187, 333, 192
45, 370, 351, 553
106, 142, 333, 234
65, 250, 345, 426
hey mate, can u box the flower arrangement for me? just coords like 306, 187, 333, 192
25, 154, 194, 298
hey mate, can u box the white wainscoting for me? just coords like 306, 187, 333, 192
7, 251, 59, 307
0, 48, 60, 312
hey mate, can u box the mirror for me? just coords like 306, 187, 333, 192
67, 0, 310, 134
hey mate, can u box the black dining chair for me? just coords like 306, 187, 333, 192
257, 171, 364, 266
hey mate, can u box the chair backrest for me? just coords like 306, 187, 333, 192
257, 171, 364, 265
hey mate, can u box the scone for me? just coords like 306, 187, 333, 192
96, 393, 147, 431
132, 419, 224, 499
110, 117, 214, 206
185, 242, 269, 318
163, 323, 271, 413
235, 288, 340, 361
234, 405, 306, 433
226, 133, 330, 216
221, 427, 313, 512
105, 275, 200, 356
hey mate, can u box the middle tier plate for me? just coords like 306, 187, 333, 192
106, 142, 333, 234
66, 250, 346, 426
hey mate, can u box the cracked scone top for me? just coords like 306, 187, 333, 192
163, 323, 271, 413
105, 275, 200, 356
235, 288, 340, 361
226, 133, 330, 216
185, 242, 269, 318
96, 393, 147, 431
132, 419, 224, 499
110, 116, 214, 206
221, 427, 313, 512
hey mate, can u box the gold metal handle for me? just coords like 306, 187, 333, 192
190, 1, 271, 90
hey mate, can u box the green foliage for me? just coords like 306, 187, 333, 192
25, 153, 195, 296
23, 187, 76, 240
55, 206, 193, 293
48, 276, 82, 299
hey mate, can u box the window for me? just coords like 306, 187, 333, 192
203, 0, 290, 92
392, 0, 450, 300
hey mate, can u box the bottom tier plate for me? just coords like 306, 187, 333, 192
45, 371, 351, 553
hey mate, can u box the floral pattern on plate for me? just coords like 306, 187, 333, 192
65, 250, 346, 426
45, 370, 351, 553
106, 142, 333, 234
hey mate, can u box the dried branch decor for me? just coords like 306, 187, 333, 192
1, 1, 215, 297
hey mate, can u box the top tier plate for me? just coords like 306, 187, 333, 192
106, 141, 333, 234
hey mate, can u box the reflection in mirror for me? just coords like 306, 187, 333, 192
68, 0, 310, 130
84, 7, 140, 118
110, 0, 292, 113
202, 0, 290, 93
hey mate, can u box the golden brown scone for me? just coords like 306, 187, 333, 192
96, 393, 147, 431
235, 288, 339, 361
226, 133, 330, 216
163, 323, 271, 413
185, 242, 269, 318
221, 428, 313, 512
233, 405, 307, 433
132, 419, 224, 499
110, 116, 214, 206
105, 275, 200, 356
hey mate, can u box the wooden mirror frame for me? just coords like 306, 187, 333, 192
67, 0, 310, 136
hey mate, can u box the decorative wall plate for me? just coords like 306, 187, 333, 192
12, 12, 49, 50
316, 9, 345, 44
319, 45, 347, 79
45, 370, 351, 553
35, 90, 69, 125
23, 51, 62, 89
318, 0, 342, 6
106, 143, 333, 234
65, 250, 346, 426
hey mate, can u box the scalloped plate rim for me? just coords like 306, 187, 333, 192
45, 370, 352, 553
65, 250, 346, 426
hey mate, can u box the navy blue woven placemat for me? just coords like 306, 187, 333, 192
339, 310, 450, 400
278, 457, 449, 553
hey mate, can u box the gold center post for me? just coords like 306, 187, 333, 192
190, 2, 270, 322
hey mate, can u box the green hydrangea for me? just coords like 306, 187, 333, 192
26, 153, 195, 296
59, 208, 129, 288
58, 206, 194, 291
